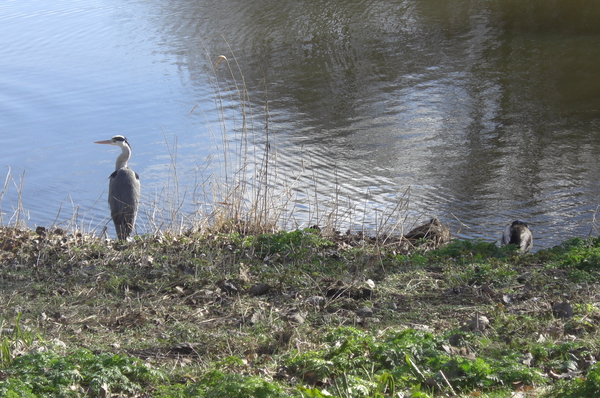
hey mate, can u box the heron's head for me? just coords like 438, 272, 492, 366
94, 135, 131, 149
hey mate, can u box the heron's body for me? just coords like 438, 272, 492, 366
501, 220, 532, 253
95, 136, 140, 240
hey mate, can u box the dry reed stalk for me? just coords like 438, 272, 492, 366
0, 168, 29, 228
0, 168, 12, 225
195, 52, 290, 234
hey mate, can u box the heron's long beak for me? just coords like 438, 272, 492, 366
94, 140, 113, 145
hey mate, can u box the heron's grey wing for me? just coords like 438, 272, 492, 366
108, 168, 140, 240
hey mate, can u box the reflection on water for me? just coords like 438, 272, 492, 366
1, 0, 600, 250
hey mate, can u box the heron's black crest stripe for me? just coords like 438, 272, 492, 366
112, 135, 131, 149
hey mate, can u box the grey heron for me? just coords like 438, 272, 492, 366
501, 220, 532, 253
95, 135, 140, 241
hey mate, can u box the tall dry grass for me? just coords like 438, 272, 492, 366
139, 53, 307, 237
0, 168, 28, 228
0, 52, 415, 241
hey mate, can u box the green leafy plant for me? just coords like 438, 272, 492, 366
177, 370, 292, 398
0, 348, 164, 397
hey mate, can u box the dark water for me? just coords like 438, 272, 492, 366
2, 0, 600, 250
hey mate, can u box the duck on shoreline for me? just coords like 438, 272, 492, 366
403, 218, 451, 248
501, 220, 533, 253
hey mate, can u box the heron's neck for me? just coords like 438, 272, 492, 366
115, 145, 131, 170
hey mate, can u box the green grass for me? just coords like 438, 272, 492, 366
2, 227, 600, 397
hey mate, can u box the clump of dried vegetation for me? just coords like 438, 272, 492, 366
2, 56, 600, 397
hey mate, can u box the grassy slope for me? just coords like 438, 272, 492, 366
1, 226, 600, 397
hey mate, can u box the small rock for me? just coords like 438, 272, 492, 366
356, 307, 374, 318
248, 311, 262, 325
552, 301, 573, 319
285, 312, 305, 325
169, 342, 199, 354
217, 279, 240, 295
481, 284, 494, 296
442, 344, 476, 359
445, 286, 462, 295
521, 352, 534, 366
239, 310, 262, 326
306, 296, 325, 306
462, 315, 490, 332
248, 283, 270, 296
174, 286, 185, 295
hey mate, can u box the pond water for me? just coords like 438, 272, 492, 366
2, 0, 600, 250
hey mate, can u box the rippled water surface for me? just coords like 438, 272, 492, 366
2, 0, 600, 250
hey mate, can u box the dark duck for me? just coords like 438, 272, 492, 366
501, 220, 532, 253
